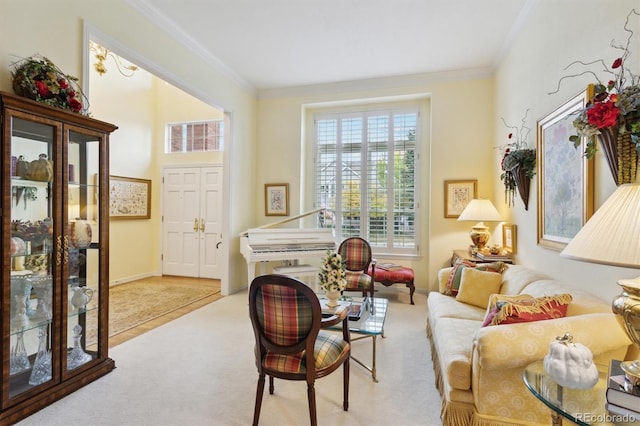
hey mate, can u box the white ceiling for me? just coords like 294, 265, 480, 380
128, 0, 535, 92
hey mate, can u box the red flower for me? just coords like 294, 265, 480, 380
58, 79, 69, 89
612, 58, 623, 69
508, 133, 513, 139
610, 93, 618, 103
586, 101, 620, 129
34, 80, 50, 96
68, 97, 83, 112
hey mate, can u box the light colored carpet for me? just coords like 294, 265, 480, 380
17, 286, 442, 426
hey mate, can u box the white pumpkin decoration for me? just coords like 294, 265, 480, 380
543, 332, 599, 389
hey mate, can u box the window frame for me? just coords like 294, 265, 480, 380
313, 105, 421, 256
165, 119, 224, 153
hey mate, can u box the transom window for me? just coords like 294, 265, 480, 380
166, 120, 223, 153
314, 108, 419, 255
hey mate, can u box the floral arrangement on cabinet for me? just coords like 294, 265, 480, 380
498, 109, 536, 210
553, 9, 640, 185
11, 55, 87, 114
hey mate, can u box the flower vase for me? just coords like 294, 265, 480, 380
325, 289, 341, 308
597, 126, 638, 185
511, 164, 531, 211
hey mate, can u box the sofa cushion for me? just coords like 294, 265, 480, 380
481, 293, 573, 326
499, 265, 551, 295
444, 260, 508, 296
427, 292, 487, 323
519, 279, 611, 316
432, 317, 479, 390
455, 268, 502, 308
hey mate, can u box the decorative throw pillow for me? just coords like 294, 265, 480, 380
455, 268, 503, 308
481, 293, 573, 327
444, 260, 508, 296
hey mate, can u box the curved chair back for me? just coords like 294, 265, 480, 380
338, 237, 374, 298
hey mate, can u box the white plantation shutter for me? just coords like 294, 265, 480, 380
315, 107, 419, 255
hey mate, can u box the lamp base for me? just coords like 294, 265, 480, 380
621, 360, 640, 386
469, 222, 490, 250
612, 277, 640, 387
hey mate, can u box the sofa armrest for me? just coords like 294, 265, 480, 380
473, 313, 632, 370
437, 267, 453, 294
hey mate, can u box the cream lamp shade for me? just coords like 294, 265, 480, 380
561, 183, 640, 381
457, 199, 502, 250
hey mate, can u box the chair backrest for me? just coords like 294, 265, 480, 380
249, 274, 321, 364
338, 237, 372, 273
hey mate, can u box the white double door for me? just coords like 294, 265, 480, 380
162, 166, 223, 279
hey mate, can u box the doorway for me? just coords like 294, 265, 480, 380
162, 166, 223, 279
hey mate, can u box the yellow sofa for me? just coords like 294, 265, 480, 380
426, 264, 633, 426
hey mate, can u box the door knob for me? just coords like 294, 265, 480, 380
193, 218, 199, 232
200, 218, 205, 232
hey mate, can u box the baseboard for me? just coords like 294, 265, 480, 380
110, 272, 158, 287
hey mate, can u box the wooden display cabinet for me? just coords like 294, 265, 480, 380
1, 92, 117, 423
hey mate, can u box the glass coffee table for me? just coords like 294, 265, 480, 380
523, 360, 638, 425
324, 296, 388, 383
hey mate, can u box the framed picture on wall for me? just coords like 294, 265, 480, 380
444, 179, 477, 218
537, 88, 594, 250
109, 176, 152, 220
265, 183, 289, 216
502, 223, 517, 254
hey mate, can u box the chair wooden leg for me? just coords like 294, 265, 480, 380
343, 357, 349, 411
307, 382, 317, 426
253, 373, 266, 426
269, 375, 274, 394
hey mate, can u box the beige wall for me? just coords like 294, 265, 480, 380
494, 0, 640, 302
256, 76, 496, 291
1, 0, 257, 295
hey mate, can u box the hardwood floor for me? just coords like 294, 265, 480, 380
108, 276, 222, 348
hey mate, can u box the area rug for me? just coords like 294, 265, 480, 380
109, 281, 222, 336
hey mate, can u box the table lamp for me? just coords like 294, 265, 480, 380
457, 199, 502, 251
561, 183, 640, 382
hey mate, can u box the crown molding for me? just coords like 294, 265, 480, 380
126, 0, 255, 93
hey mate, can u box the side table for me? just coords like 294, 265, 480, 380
523, 360, 638, 425
451, 249, 513, 267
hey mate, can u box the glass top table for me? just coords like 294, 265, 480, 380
322, 296, 388, 382
523, 360, 638, 425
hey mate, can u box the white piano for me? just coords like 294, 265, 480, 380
240, 210, 336, 285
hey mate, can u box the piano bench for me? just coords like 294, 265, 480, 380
272, 264, 320, 292
368, 265, 415, 305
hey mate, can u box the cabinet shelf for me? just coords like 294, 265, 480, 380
1, 91, 117, 423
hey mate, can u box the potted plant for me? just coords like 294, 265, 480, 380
554, 9, 640, 185
498, 110, 536, 210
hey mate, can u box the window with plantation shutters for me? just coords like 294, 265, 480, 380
315, 108, 419, 255
166, 120, 224, 153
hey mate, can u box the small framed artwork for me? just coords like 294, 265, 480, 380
265, 183, 289, 216
109, 176, 152, 220
502, 223, 517, 254
537, 88, 594, 250
444, 179, 477, 218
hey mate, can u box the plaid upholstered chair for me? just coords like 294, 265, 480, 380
338, 237, 375, 299
249, 274, 351, 426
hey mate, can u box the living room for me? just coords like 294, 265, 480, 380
3, 0, 640, 424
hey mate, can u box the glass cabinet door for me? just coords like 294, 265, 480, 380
8, 114, 58, 398
65, 128, 102, 372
